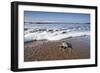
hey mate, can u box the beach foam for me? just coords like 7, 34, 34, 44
24, 29, 90, 42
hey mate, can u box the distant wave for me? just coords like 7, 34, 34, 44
24, 29, 90, 42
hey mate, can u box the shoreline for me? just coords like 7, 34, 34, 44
24, 36, 90, 62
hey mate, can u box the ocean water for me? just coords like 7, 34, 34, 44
24, 23, 90, 30
24, 23, 90, 42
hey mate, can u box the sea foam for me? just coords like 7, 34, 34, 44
24, 29, 90, 42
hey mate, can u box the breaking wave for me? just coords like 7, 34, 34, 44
24, 28, 90, 42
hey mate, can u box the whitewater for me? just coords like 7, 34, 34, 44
24, 29, 90, 42
24, 23, 90, 42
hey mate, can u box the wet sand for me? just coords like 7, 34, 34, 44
24, 36, 90, 62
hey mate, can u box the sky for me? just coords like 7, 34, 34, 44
24, 11, 90, 23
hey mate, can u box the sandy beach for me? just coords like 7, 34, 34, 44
24, 35, 90, 62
